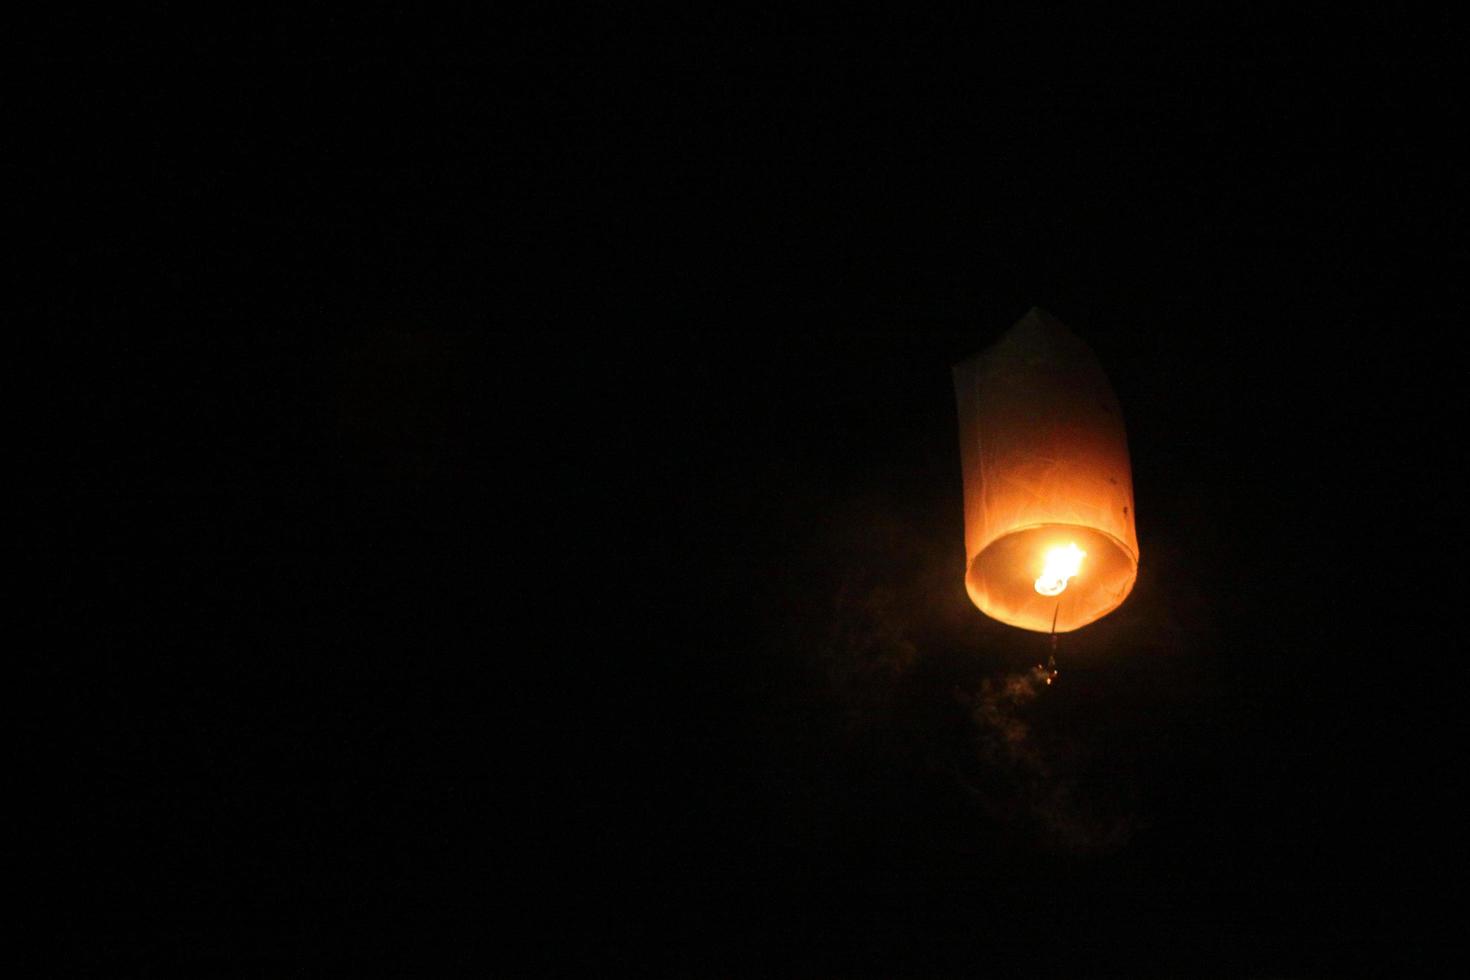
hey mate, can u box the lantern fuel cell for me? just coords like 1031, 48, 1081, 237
953, 308, 1139, 633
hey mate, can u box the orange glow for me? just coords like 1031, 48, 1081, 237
953, 309, 1139, 633
1035, 543, 1086, 596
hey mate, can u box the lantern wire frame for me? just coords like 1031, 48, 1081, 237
1044, 602, 1060, 685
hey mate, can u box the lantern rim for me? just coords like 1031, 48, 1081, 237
966, 521, 1139, 634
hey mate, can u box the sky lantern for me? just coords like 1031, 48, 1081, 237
953, 308, 1139, 638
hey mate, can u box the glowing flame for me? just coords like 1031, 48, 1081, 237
1034, 543, 1086, 596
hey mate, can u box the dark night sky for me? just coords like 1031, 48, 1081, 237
30, 18, 1466, 977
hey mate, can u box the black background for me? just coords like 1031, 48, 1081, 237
32, 18, 1465, 976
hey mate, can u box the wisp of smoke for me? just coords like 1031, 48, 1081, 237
969, 667, 1133, 854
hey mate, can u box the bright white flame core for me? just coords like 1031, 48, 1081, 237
1034, 543, 1086, 596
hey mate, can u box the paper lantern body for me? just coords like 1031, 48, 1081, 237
952, 308, 1139, 633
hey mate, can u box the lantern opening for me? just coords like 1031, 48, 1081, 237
966, 523, 1136, 634
1034, 542, 1086, 596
